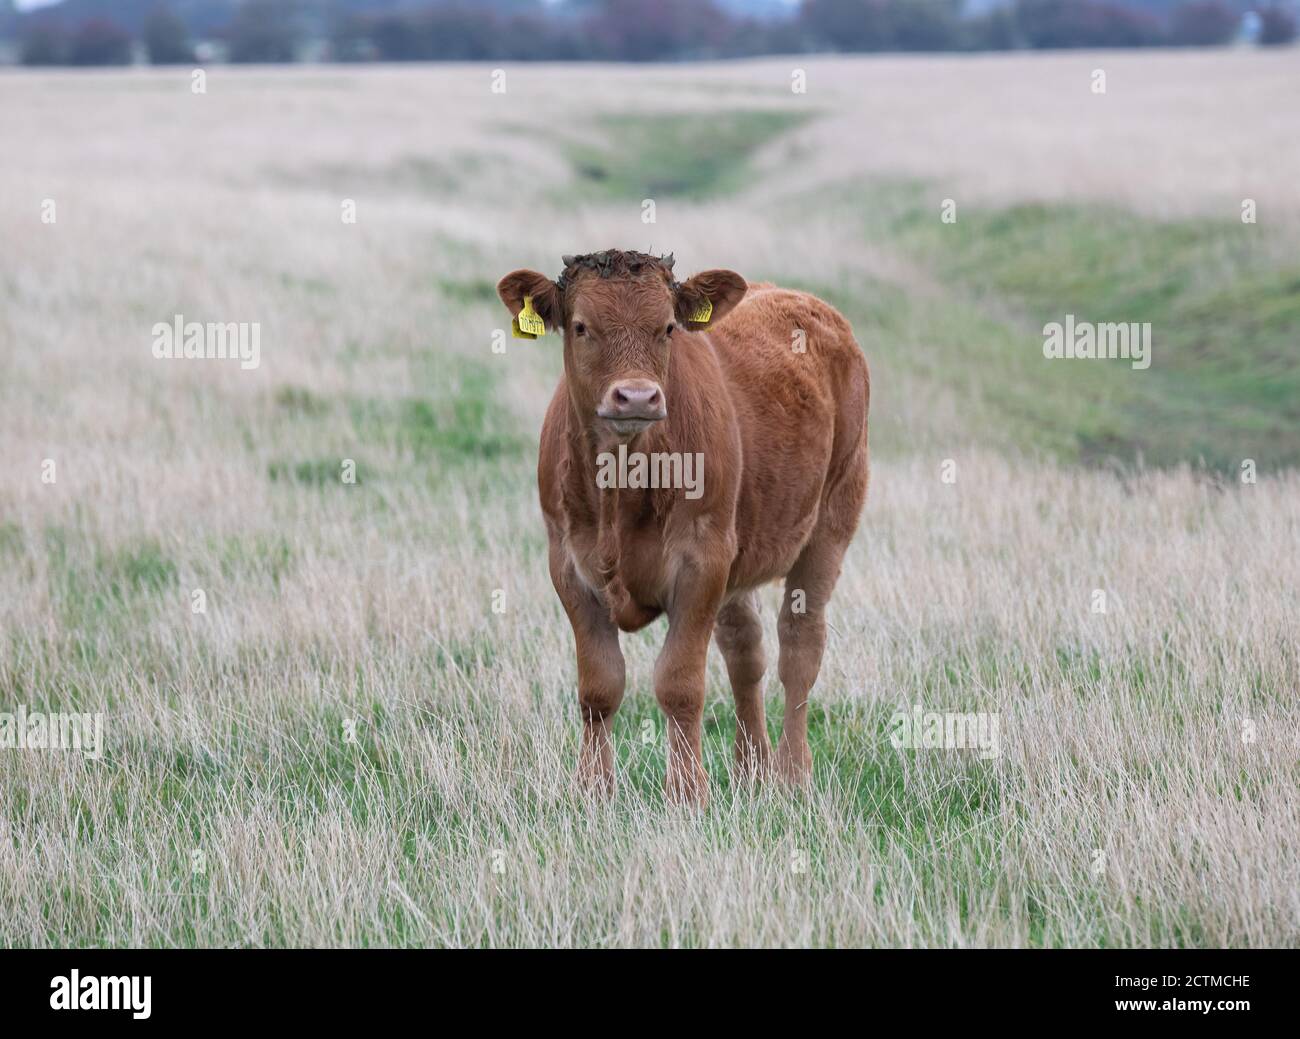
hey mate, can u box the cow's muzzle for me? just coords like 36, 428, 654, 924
597, 379, 666, 435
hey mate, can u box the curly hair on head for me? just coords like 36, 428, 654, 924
555, 249, 677, 293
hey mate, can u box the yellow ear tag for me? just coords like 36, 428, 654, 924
515, 295, 546, 338
687, 298, 713, 324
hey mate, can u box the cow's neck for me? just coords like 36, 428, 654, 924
565, 399, 675, 626
565, 393, 675, 485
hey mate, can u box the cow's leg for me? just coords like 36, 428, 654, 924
776, 449, 867, 784
550, 544, 625, 795
713, 591, 771, 779
775, 536, 847, 785
655, 552, 730, 806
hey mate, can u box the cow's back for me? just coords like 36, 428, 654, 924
706, 285, 869, 590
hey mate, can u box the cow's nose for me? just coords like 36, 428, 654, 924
599, 379, 666, 422
613, 383, 661, 411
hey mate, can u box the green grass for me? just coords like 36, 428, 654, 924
272, 385, 332, 418
0, 520, 24, 558
264, 356, 528, 491
215, 533, 296, 586
43, 528, 178, 631
437, 276, 500, 306
268, 457, 362, 487
798, 180, 1300, 471
345, 364, 529, 465
3, 653, 1261, 947
560, 109, 812, 202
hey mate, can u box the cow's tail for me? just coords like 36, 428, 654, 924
820, 339, 870, 541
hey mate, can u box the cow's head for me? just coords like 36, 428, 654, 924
497, 250, 746, 442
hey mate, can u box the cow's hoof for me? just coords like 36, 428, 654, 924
576, 764, 616, 799
732, 741, 773, 786
665, 767, 710, 808
774, 742, 812, 787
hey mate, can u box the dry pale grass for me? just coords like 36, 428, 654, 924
779, 48, 1300, 220
0, 55, 1297, 947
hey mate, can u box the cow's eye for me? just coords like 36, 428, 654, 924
573, 322, 586, 336
665, 323, 675, 338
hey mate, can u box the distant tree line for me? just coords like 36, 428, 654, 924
18, 0, 1299, 67
20, 5, 193, 65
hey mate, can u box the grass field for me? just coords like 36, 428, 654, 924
1, 51, 1298, 947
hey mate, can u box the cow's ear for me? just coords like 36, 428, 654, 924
496, 269, 563, 332
675, 269, 747, 330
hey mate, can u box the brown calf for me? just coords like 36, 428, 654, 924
498, 250, 869, 803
